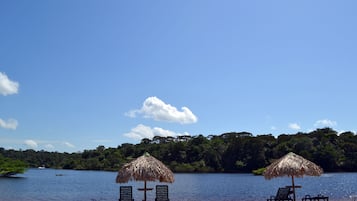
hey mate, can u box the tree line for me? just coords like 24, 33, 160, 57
0, 154, 27, 176
1, 127, 357, 173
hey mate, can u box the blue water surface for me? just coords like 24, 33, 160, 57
0, 169, 356, 201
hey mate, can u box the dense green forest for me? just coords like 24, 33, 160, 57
0, 154, 27, 176
1, 128, 357, 173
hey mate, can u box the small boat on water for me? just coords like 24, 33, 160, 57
38, 166, 45, 169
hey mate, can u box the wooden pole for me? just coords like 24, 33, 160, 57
292, 176, 296, 201
144, 180, 147, 201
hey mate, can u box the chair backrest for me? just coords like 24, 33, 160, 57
276, 187, 290, 199
156, 185, 169, 201
120, 186, 133, 201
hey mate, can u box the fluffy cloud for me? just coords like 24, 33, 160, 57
0, 118, 18, 130
64, 142, 75, 148
25, 140, 38, 148
1, 138, 77, 151
289, 123, 301, 130
124, 124, 190, 140
45, 144, 55, 149
126, 96, 197, 124
314, 119, 337, 128
0, 72, 19, 96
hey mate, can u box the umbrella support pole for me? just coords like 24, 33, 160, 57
292, 176, 296, 201
144, 181, 147, 201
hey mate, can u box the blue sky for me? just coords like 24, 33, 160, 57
1, 0, 357, 152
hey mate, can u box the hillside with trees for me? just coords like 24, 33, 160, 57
1, 128, 357, 173
0, 154, 27, 177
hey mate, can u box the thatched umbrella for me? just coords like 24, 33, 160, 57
263, 152, 323, 201
116, 152, 174, 201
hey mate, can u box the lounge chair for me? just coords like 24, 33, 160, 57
119, 186, 134, 201
302, 194, 329, 201
155, 185, 169, 201
267, 187, 293, 201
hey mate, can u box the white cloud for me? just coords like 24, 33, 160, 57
314, 119, 337, 128
125, 110, 137, 118
25, 140, 38, 148
45, 144, 55, 149
1, 138, 77, 151
0, 72, 19, 96
64, 142, 75, 148
0, 118, 18, 130
124, 124, 190, 140
126, 96, 198, 124
289, 123, 301, 130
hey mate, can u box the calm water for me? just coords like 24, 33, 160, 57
0, 168, 357, 201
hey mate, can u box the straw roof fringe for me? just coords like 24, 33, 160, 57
116, 152, 174, 183
263, 152, 323, 179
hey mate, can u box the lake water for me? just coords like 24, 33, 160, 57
0, 168, 357, 201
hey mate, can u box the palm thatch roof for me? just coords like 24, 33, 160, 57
116, 152, 174, 183
264, 152, 323, 179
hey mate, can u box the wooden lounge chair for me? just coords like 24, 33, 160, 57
155, 185, 169, 201
119, 186, 134, 201
267, 187, 293, 201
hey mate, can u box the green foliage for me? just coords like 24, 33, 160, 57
0, 154, 28, 177
1, 128, 357, 173
172, 163, 195, 172
235, 160, 246, 169
252, 167, 266, 175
